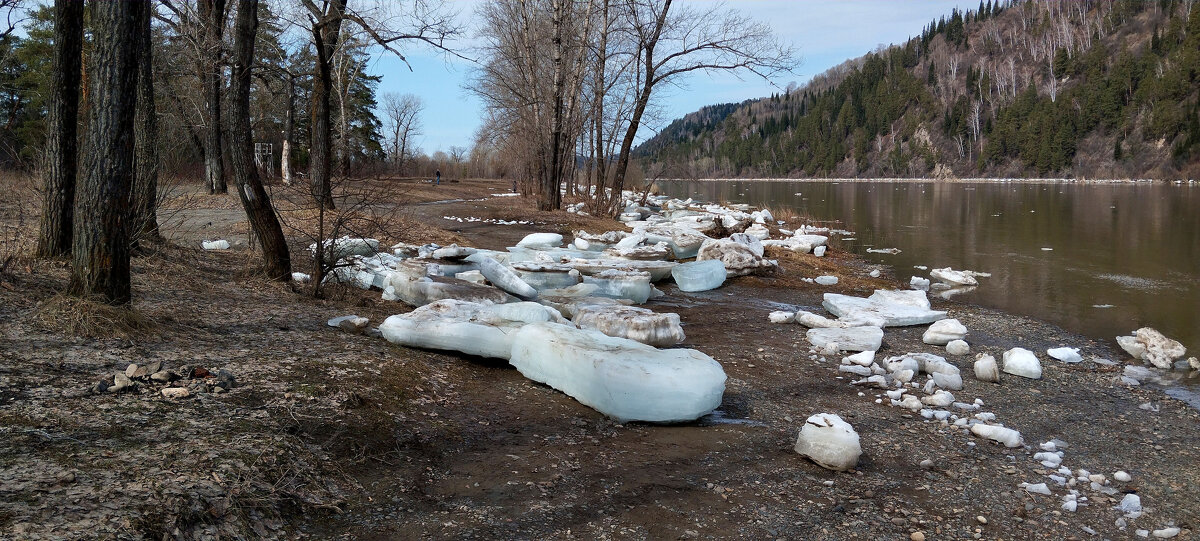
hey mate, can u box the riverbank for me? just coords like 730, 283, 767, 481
1, 177, 1197, 539
660, 177, 1198, 185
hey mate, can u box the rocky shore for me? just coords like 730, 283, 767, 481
1, 178, 1197, 539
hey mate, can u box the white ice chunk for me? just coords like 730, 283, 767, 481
813, 246, 827, 257
327, 315, 368, 333
572, 304, 685, 347
844, 351, 875, 367
970, 423, 1024, 447
921, 390, 955, 407
974, 354, 1001, 383
379, 300, 564, 360
815, 275, 838, 285
822, 292, 947, 327
1047, 347, 1083, 363
923, 319, 967, 345
671, 259, 727, 292
1002, 347, 1043, 379
1152, 528, 1180, 538
946, 340, 970, 356
455, 270, 486, 284
870, 289, 932, 310
910, 276, 931, 290
806, 326, 884, 352
793, 413, 861, 471
201, 239, 230, 250
431, 245, 477, 260
769, 311, 796, 324
930, 267, 983, 286
508, 322, 726, 423
1022, 482, 1052, 495
583, 269, 653, 303
479, 256, 538, 300
1116, 493, 1142, 515
697, 238, 777, 277
309, 236, 378, 259
516, 233, 564, 249
1117, 327, 1188, 369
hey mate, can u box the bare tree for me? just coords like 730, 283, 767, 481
381, 92, 423, 172
198, 0, 230, 194
0, 0, 23, 40
229, 0, 291, 280
35, 0, 84, 258
133, 0, 162, 248
600, 0, 795, 214
70, 0, 142, 304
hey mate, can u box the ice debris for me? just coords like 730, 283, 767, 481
793, 413, 861, 471
671, 259, 726, 292
1002, 348, 1043, 379
922, 318, 967, 346
1117, 327, 1188, 369
806, 326, 884, 352
822, 291, 947, 327
572, 304, 685, 347
201, 239, 230, 250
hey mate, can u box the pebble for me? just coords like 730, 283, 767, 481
976, 516, 987, 524
125, 364, 139, 377
911, 532, 926, 541
1114, 471, 1131, 482
161, 387, 191, 399
919, 459, 934, 470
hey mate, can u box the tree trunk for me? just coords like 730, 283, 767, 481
282, 76, 294, 185
309, 0, 347, 211
229, 0, 291, 280
199, 0, 228, 195
35, 0, 84, 258
544, 0, 566, 211
132, 0, 160, 248
70, 0, 140, 304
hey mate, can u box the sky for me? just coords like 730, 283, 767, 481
368, 0, 981, 154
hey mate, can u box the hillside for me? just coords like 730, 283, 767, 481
636, 0, 1200, 179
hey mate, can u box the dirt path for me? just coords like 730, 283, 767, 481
1, 177, 1196, 540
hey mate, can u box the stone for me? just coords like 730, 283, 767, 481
922, 319, 967, 345
572, 304, 685, 347
145, 360, 162, 375
1114, 471, 1131, 482
793, 413, 861, 471
974, 354, 1000, 383
1002, 348, 1043, 379
161, 387, 191, 399
109, 373, 133, 393
671, 259, 727, 292
1047, 347, 1083, 364
822, 291, 947, 327
150, 370, 176, 383
806, 326, 884, 352
508, 322, 726, 423
946, 340, 970, 356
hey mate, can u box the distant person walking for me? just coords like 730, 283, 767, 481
435, 169, 441, 185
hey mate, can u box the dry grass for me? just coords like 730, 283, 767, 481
33, 293, 159, 340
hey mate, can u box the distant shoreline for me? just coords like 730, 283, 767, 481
656, 177, 1196, 185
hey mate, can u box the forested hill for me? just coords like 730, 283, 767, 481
635, 0, 1200, 180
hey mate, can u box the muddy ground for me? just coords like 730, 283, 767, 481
0, 176, 1197, 540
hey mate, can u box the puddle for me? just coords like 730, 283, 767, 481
697, 410, 765, 427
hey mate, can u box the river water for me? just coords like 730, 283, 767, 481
655, 179, 1200, 359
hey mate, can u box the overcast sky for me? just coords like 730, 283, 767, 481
368, 0, 979, 154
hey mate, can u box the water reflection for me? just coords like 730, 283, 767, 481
657, 180, 1200, 354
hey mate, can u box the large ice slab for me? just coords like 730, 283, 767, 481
384, 270, 514, 307
512, 262, 582, 291
516, 232, 564, 249
508, 323, 726, 423
379, 300, 567, 360
696, 238, 777, 277
582, 269, 653, 303
309, 236, 379, 259
479, 256, 538, 300
568, 258, 677, 282
806, 326, 884, 352
822, 291, 947, 327
671, 259, 727, 292
572, 304, 685, 347
1117, 327, 1187, 369
636, 225, 710, 259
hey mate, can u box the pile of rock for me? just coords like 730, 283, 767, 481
91, 362, 236, 399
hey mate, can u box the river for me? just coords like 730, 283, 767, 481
655, 179, 1200, 360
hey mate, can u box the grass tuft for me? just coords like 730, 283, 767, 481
34, 293, 159, 340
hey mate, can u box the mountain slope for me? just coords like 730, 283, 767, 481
636, 0, 1200, 179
